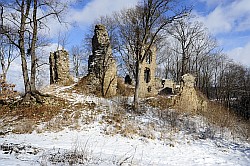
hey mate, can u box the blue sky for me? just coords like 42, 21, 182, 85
193, 0, 250, 66
60, 0, 250, 66
5, 0, 250, 91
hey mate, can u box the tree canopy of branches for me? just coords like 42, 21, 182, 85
156, 16, 250, 119
0, 4, 19, 82
106, 0, 190, 109
160, 16, 218, 82
0, 0, 68, 102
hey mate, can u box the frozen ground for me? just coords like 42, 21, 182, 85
0, 84, 249, 165
0, 126, 250, 166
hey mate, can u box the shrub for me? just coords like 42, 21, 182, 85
0, 75, 19, 104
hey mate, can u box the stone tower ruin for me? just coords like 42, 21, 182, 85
138, 46, 157, 97
177, 73, 207, 112
49, 50, 72, 85
87, 24, 117, 97
181, 73, 196, 88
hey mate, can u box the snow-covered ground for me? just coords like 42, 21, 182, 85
1, 126, 250, 165
0, 84, 249, 165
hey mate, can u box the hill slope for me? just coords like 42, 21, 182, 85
0, 84, 249, 165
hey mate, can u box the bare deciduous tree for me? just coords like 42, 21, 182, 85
167, 17, 210, 77
114, 0, 190, 109
0, 0, 69, 102
70, 44, 89, 77
0, 4, 19, 82
57, 31, 69, 50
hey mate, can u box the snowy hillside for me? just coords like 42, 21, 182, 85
0, 84, 249, 165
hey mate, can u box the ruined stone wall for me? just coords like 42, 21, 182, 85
181, 73, 196, 88
87, 24, 117, 97
156, 78, 176, 95
177, 74, 207, 112
49, 50, 72, 85
155, 78, 175, 90
138, 46, 157, 98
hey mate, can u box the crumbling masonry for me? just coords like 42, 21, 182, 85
49, 50, 72, 85
138, 46, 157, 97
177, 73, 207, 112
87, 24, 117, 97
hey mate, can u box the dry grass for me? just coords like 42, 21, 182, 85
43, 109, 76, 132
101, 106, 157, 139
202, 101, 250, 139
174, 89, 250, 140
0, 96, 69, 134
41, 101, 99, 132
0, 104, 62, 122
120, 121, 140, 138
145, 96, 173, 110
73, 75, 103, 97
41, 139, 93, 165
102, 107, 137, 137
196, 91, 250, 139
12, 120, 35, 134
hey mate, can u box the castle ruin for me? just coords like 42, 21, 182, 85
48, 25, 209, 109
49, 50, 72, 85
87, 24, 117, 97
138, 46, 157, 97
177, 73, 207, 112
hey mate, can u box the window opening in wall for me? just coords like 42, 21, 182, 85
144, 68, 150, 83
125, 75, 132, 85
145, 51, 152, 64
147, 86, 151, 92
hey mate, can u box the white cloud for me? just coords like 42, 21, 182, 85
236, 17, 250, 32
69, 0, 139, 27
198, 0, 222, 7
40, 18, 71, 39
39, 0, 139, 39
227, 42, 250, 67
196, 7, 232, 34
195, 0, 250, 35
193, 0, 250, 67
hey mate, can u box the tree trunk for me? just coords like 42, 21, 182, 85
134, 60, 140, 110
165, 58, 170, 79
20, 0, 31, 94
0, 49, 6, 82
30, 0, 38, 92
181, 52, 188, 76
176, 55, 180, 83
101, 72, 105, 97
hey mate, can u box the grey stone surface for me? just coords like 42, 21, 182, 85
87, 24, 117, 97
138, 46, 157, 97
49, 50, 72, 85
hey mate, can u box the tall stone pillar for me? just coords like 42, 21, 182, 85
87, 24, 117, 97
49, 50, 72, 85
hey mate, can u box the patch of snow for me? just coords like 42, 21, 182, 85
0, 126, 249, 165
1, 84, 249, 165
